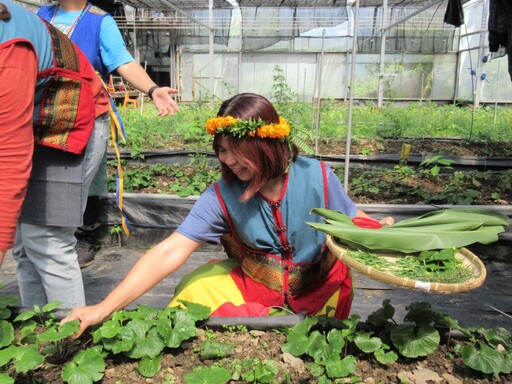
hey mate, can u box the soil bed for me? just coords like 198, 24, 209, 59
22, 327, 512, 384
26, 137, 507, 384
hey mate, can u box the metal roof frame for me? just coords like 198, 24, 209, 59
115, 0, 471, 12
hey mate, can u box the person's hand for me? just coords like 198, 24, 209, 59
0, 250, 5, 267
379, 216, 395, 226
60, 304, 110, 339
151, 87, 179, 117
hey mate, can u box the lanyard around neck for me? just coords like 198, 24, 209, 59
50, 2, 90, 37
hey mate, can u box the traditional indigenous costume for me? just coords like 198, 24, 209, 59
170, 116, 355, 319
1, 0, 109, 308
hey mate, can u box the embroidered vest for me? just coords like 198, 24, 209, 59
1, 0, 96, 154
214, 156, 340, 296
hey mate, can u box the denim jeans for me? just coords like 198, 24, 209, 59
13, 113, 109, 309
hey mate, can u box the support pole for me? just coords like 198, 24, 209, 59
209, 0, 214, 106
474, 0, 488, 108
314, 29, 326, 155
343, 0, 360, 192
377, 0, 389, 107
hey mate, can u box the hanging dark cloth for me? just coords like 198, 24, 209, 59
488, 0, 512, 81
444, 0, 464, 27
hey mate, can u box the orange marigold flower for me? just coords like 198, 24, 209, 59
205, 115, 290, 140
256, 117, 290, 139
205, 116, 240, 135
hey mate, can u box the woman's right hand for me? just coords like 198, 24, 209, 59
60, 304, 111, 339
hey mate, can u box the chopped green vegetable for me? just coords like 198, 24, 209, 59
349, 248, 475, 284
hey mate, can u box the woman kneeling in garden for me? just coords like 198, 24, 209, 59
63, 93, 394, 337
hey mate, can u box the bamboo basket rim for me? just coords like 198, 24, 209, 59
326, 235, 487, 293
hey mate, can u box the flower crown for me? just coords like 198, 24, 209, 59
205, 116, 291, 140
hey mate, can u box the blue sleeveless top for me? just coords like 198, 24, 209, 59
215, 156, 329, 263
38, 3, 108, 79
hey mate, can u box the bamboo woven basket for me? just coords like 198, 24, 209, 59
326, 235, 487, 293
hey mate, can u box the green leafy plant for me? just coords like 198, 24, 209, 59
0, 300, 81, 383
419, 155, 454, 177
0, 290, 510, 382
281, 314, 395, 381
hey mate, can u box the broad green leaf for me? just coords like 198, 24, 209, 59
482, 327, 512, 350
165, 310, 197, 348
154, 317, 173, 340
0, 295, 18, 311
326, 329, 345, 354
0, 320, 14, 348
460, 343, 504, 375
137, 354, 163, 378
13, 311, 36, 323
38, 320, 80, 342
254, 360, 279, 383
42, 301, 63, 313
102, 327, 135, 354
374, 348, 398, 364
184, 365, 231, 384
325, 354, 357, 378
354, 333, 382, 353
18, 320, 38, 345
281, 317, 318, 356
0, 309, 10, 321
0, 346, 15, 367
127, 318, 153, 338
310, 208, 354, 224
132, 305, 161, 320
305, 361, 325, 377
310, 208, 508, 253
93, 318, 121, 341
307, 331, 330, 362
0, 373, 13, 384
390, 323, 440, 358
501, 351, 512, 374
10, 345, 45, 373
61, 347, 105, 384
126, 327, 165, 359
391, 209, 509, 228
178, 300, 211, 321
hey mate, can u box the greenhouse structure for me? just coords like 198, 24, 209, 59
73, 0, 512, 106
1, 1, 511, 382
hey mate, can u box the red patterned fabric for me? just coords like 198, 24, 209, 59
228, 253, 352, 319
33, 22, 103, 155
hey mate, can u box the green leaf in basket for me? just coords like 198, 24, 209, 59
308, 208, 508, 253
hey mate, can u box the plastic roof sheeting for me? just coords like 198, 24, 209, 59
117, 0, 472, 11
120, 0, 467, 53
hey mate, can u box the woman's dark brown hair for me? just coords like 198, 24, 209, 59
0, 3, 11, 20
212, 93, 298, 202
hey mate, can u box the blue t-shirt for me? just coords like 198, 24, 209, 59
41, 7, 133, 73
176, 162, 356, 244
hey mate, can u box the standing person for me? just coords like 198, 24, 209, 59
0, 1, 35, 267
37, 0, 180, 267
62, 93, 394, 338
0, 0, 110, 308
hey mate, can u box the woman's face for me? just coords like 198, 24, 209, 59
217, 136, 253, 181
